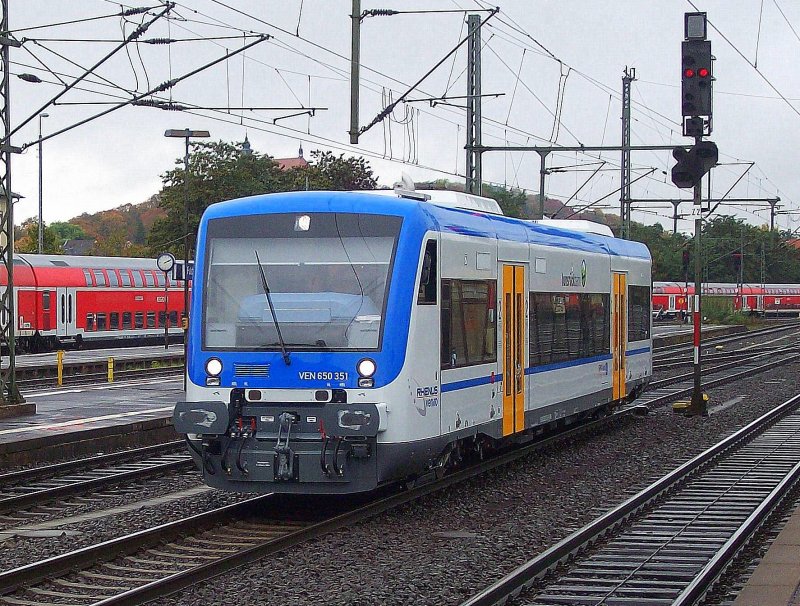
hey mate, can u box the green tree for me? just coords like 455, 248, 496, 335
628, 222, 689, 281
50, 221, 87, 242
14, 217, 63, 254
482, 183, 526, 218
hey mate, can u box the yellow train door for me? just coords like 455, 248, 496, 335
612, 272, 627, 401
502, 264, 525, 437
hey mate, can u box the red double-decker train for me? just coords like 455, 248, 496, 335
652, 281, 800, 319
3, 254, 186, 352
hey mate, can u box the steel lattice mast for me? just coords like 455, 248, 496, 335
0, 0, 24, 406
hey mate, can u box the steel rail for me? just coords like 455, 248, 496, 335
653, 322, 799, 358
0, 455, 192, 515
0, 440, 184, 486
459, 392, 800, 606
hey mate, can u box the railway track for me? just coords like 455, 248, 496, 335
642, 343, 800, 409
459, 392, 800, 606
0, 406, 649, 605
653, 321, 800, 359
0, 442, 191, 520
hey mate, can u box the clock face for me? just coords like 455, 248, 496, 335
157, 253, 175, 273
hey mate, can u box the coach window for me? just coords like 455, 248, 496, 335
42, 291, 50, 311
120, 271, 132, 287
86, 314, 94, 331
96, 313, 107, 331
441, 279, 497, 369
144, 272, 155, 287
158, 311, 167, 327
417, 241, 437, 304
122, 312, 132, 330
169, 310, 178, 326
146, 312, 156, 328
92, 270, 106, 287
155, 272, 166, 287
133, 272, 144, 288
628, 285, 651, 342
110, 312, 119, 330
135, 312, 144, 329
108, 270, 119, 287
82, 269, 93, 286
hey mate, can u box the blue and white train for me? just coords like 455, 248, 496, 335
173, 187, 653, 494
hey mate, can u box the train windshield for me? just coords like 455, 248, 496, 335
202, 212, 402, 351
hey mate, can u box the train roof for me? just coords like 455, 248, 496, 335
202, 191, 651, 261
16, 254, 157, 269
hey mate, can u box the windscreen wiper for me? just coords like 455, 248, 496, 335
254, 251, 290, 366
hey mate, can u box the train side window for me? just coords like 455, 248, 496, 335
96, 313, 107, 331
122, 312, 132, 329
146, 312, 156, 328
61, 295, 65, 323
144, 272, 155, 287
120, 271, 132, 287
155, 273, 166, 287
135, 312, 144, 329
417, 241, 437, 305
627, 285, 651, 342
108, 270, 119, 287
110, 312, 119, 329
93, 270, 107, 287
133, 272, 144, 288
169, 311, 178, 326
82, 269, 93, 286
440, 279, 497, 369
42, 291, 50, 311
86, 314, 94, 331
158, 311, 167, 327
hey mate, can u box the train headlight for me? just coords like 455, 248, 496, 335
357, 358, 376, 378
205, 358, 223, 377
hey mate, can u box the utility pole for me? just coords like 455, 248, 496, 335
620, 67, 635, 239
348, 0, 361, 144
0, 0, 25, 409
465, 14, 482, 195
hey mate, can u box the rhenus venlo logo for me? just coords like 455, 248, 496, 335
562, 260, 588, 288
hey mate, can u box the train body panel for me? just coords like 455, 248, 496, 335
175, 190, 652, 494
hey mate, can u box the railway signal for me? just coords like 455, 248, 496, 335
671, 140, 718, 189
681, 39, 712, 118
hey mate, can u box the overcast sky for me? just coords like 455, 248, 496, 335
7, 1, 800, 235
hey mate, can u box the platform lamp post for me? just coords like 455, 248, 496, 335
37, 112, 48, 254
164, 129, 210, 389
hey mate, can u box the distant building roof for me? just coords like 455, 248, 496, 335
62, 239, 95, 255
788, 238, 800, 250
275, 156, 309, 170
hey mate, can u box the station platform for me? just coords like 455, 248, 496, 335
732, 505, 800, 605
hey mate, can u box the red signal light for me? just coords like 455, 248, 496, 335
684, 68, 695, 78
698, 67, 709, 77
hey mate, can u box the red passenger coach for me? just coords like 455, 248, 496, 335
652, 281, 800, 319
8, 254, 186, 352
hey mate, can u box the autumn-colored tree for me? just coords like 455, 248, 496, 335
14, 217, 62, 253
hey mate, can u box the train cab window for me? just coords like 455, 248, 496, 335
82, 269, 93, 286
133, 272, 144, 288
108, 271, 119, 287
93, 270, 107, 287
440, 279, 497, 369
144, 272, 155, 287
146, 312, 156, 328
42, 291, 50, 311
135, 312, 144, 329
110, 312, 119, 329
122, 312, 132, 329
417, 240, 437, 305
120, 271, 132, 287
169, 311, 178, 326
96, 313, 107, 331
86, 314, 94, 331
158, 311, 167, 327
